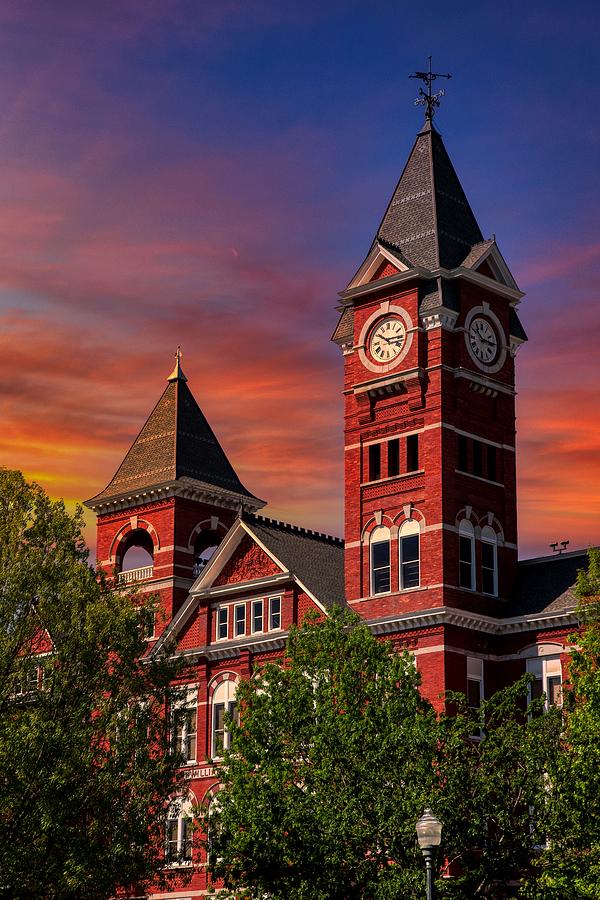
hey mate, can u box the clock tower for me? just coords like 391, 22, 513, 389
333, 115, 527, 623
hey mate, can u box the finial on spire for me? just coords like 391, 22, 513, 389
167, 345, 188, 382
409, 56, 452, 121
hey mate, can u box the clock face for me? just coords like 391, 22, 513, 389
369, 316, 406, 364
468, 316, 499, 365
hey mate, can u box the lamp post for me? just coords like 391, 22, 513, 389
415, 808, 442, 900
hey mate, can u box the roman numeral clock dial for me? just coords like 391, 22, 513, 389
369, 317, 406, 364
468, 316, 498, 365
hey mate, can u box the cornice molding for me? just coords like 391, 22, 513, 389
87, 476, 265, 515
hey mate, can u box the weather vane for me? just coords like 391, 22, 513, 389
409, 56, 452, 120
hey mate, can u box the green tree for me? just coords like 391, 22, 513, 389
524, 548, 600, 898
0, 469, 184, 898
207, 609, 441, 899
439, 680, 561, 898
204, 610, 559, 899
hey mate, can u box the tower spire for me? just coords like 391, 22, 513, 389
409, 56, 451, 121
168, 345, 188, 382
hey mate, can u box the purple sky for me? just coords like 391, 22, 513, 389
0, 1, 598, 559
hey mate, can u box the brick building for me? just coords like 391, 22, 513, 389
85, 114, 588, 898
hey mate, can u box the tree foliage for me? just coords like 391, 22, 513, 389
0, 469, 183, 898
524, 548, 600, 898
205, 609, 559, 899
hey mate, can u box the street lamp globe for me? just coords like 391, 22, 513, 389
416, 808, 443, 850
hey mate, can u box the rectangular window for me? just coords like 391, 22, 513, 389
487, 444, 497, 482
269, 596, 281, 630
472, 440, 483, 477
213, 700, 238, 756
467, 657, 484, 739
252, 599, 264, 633
166, 810, 192, 865
170, 688, 198, 764
216, 606, 228, 641
458, 434, 468, 472
368, 443, 381, 481
181, 817, 192, 862
406, 434, 419, 472
166, 817, 179, 863
213, 702, 225, 756
400, 535, 420, 589
459, 536, 474, 590
371, 540, 391, 594
481, 542, 497, 595
234, 604, 246, 637
527, 657, 562, 711
388, 439, 400, 477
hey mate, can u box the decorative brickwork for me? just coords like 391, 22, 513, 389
213, 536, 281, 585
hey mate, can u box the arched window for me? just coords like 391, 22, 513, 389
193, 529, 222, 577
370, 526, 391, 595
399, 519, 420, 589
117, 529, 154, 585
458, 520, 475, 591
165, 794, 194, 865
480, 525, 498, 596
211, 679, 238, 758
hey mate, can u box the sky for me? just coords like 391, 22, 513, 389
0, 0, 598, 560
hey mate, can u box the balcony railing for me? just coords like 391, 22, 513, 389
118, 565, 154, 585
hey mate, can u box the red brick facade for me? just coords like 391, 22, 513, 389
84, 120, 586, 899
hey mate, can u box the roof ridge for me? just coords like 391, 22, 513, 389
518, 547, 593, 566
249, 513, 344, 546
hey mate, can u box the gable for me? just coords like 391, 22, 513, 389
371, 260, 401, 282
346, 242, 410, 291
474, 259, 497, 280
213, 534, 283, 586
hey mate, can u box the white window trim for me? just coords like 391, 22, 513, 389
467, 657, 484, 740
165, 796, 194, 867
211, 679, 238, 759
234, 602, 246, 637
216, 605, 229, 642
399, 519, 420, 590
170, 685, 198, 766
370, 525, 392, 596
459, 520, 476, 591
481, 526, 498, 597
251, 599, 264, 634
527, 656, 562, 711
269, 596, 282, 631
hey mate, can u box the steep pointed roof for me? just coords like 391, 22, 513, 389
87, 361, 260, 506
376, 119, 484, 271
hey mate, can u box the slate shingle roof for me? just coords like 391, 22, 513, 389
460, 239, 495, 269
244, 514, 345, 609
87, 372, 258, 504
509, 308, 528, 342
376, 119, 484, 270
506, 549, 590, 618
418, 277, 460, 313
331, 306, 353, 344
